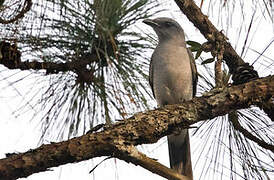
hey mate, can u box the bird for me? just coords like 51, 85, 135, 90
143, 17, 197, 179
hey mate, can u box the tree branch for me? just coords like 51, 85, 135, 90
0, 41, 97, 74
174, 0, 258, 83
0, 75, 273, 180
261, 99, 274, 121
230, 114, 274, 151
174, 0, 274, 119
116, 145, 189, 180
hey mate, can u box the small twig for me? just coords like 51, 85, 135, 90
89, 156, 111, 173
215, 32, 225, 87
215, 59, 223, 87
86, 123, 105, 134
116, 145, 190, 180
230, 114, 274, 152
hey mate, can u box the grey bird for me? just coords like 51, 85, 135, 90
143, 17, 197, 179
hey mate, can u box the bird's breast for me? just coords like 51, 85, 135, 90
152, 44, 193, 106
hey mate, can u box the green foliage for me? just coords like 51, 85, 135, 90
2, 0, 160, 139
187, 40, 203, 59
1, 1, 273, 180
187, 40, 201, 50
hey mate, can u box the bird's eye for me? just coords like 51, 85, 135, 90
165, 22, 173, 27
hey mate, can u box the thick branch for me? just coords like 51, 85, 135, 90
174, 0, 274, 119
174, 0, 258, 82
0, 75, 273, 180
0, 41, 97, 74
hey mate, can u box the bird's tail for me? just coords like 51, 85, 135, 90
167, 129, 193, 179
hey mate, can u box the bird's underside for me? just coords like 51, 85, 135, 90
144, 17, 197, 180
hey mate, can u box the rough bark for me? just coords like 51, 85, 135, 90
174, 0, 273, 120
0, 41, 96, 74
174, 0, 252, 74
0, 75, 273, 180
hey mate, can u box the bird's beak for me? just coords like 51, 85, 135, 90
143, 19, 159, 27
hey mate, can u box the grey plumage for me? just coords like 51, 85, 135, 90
143, 17, 197, 179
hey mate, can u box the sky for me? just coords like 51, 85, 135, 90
0, 0, 273, 180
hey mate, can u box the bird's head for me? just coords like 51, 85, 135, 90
143, 17, 185, 42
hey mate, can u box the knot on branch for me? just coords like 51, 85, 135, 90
232, 63, 259, 85
200, 31, 228, 87
201, 31, 227, 58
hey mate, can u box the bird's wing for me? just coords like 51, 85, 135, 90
149, 55, 155, 98
187, 48, 198, 96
